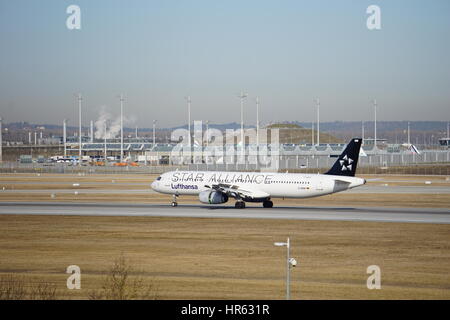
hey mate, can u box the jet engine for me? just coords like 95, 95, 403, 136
199, 190, 229, 204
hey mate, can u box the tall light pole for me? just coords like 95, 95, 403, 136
274, 237, 297, 300
256, 97, 260, 148
153, 120, 157, 149
104, 120, 107, 164
119, 94, 124, 163
362, 121, 365, 146
311, 121, 314, 146
316, 98, 320, 146
0, 117, 2, 163
407, 121, 411, 145
77, 93, 82, 165
205, 120, 209, 149
63, 119, 67, 158
238, 91, 248, 160
447, 122, 449, 159
185, 96, 192, 149
373, 99, 377, 148
447, 121, 449, 140
205, 120, 209, 165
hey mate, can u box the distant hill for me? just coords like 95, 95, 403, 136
265, 124, 342, 144
267, 123, 303, 129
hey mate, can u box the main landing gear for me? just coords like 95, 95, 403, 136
235, 201, 246, 209
235, 200, 273, 209
263, 200, 273, 208
171, 194, 178, 207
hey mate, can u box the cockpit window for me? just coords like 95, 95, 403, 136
156, 176, 162, 181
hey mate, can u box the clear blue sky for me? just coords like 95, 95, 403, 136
0, 0, 449, 127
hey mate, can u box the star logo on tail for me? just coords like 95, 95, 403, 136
339, 154, 354, 171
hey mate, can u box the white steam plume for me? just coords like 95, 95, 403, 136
94, 106, 136, 139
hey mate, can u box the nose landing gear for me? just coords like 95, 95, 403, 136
171, 194, 178, 207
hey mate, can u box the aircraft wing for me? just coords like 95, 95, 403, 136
205, 184, 270, 201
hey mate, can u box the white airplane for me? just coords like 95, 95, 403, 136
151, 138, 366, 208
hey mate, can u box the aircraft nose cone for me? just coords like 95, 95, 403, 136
151, 181, 157, 190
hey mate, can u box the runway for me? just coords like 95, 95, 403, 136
1, 185, 450, 194
0, 202, 449, 224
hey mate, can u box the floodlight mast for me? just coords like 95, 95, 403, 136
63, 119, 67, 158
77, 93, 82, 166
205, 120, 209, 148
256, 97, 260, 170
447, 121, 449, 139
316, 98, 320, 146
153, 120, 157, 149
205, 120, 209, 165
256, 97, 260, 148
447, 122, 449, 160
408, 121, 411, 145
0, 117, 2, 163
119, 94, 124, 163
373, 98, 377, 148
362, 121, 365, 146
185, 96, 192, 164
104, 120, 107, 164
238, 91, 248, 161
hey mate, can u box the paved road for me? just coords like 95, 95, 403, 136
0, 202, 448, 224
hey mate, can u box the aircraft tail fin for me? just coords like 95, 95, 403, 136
325, 138, 362, 177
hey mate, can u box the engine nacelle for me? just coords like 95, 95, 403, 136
199, 190, 229, 204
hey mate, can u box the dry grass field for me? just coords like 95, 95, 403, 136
0, 215, 449, 300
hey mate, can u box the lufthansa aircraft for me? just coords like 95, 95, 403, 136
151, 138, 365, 208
